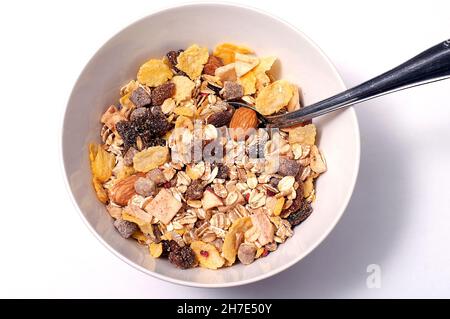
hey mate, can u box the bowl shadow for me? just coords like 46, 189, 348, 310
205, 100, 410, 298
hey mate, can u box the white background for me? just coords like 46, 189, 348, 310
0, 0, 449, 298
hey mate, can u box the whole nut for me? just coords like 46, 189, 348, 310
237, 243, 257, 265
229, 108, 259, 141
110, 173, 144, 206
134, 177, 156, 197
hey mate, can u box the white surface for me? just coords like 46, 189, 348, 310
62, 3, 359, 287
0, 0, 449, 298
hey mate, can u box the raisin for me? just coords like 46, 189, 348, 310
168, 240, 196, 269
147, 106, 172, 137
166, 50, 184, 73
116, 121, 137, 150
134, 177, 156, 197
287, 201, 313, 227
185, 180, 204, 200
145, 137, 167, 147
160, 240, 171, 257
282, 183, 304, 217
277, 158, 301, 176
130, 107, 149, 122
269, 177, 280, 188
220, 81, 244, 100
130, 87, 152, 108
203, 55, 224, 76
113, 219, 138, 239
206, 110, 233, 128
214, 163, 229, 179
151, 82, 175, 106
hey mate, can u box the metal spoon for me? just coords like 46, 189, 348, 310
228, 39, 450, 128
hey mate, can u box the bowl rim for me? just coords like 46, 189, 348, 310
61, 1, 360, 288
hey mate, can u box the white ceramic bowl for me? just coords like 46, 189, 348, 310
62, 3, 360, 287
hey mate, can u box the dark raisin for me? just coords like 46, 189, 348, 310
277, 157, 301, 176
147, 106, 172, 137
287, 201, 313, 227
206, 110, 233, 128
185, 180, 204, 200
160, 240, 171, 257
116, 121, 137, 150
269, 177, 280, 188
220, 81, 244, 100
145, 137, 167, 147
215, 163, 229, 179
203, 55, 223, 76
166, 50, 184, 73
168, 241, 196, 269
151, 82, 175, 106
130, 87, 152, 108
113, 219, 138, 239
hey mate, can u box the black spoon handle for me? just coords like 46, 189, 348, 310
270, 39, 450, 127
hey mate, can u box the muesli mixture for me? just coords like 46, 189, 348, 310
89, 43, 327, 269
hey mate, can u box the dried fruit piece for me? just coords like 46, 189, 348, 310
234, 53, 259, 77
151, 82, 175, 106
255, 80, 294, 115
106, 204, 122, 219
287, 201, 313, 227
288, 124, 316, 145
185, 180, 204, 200
201, 189, 223, 210
176, 44, 209, 80
133, 146, 169, 173
146, 168, 166, 185
214, 63, 237, 82
277, 158, 300, 176
222, 217, 253, 264
110, 174, 143, 206
215, 163, 229, 179
213, 43, 253, 65
206, 110, 233, 128
145, 188, 182, 224
137, 59, 173, 87
168, 242, 196, 269
123, 147, 138, 166
116, 121, 137, 150
229, 108, 259, 141
149, 242, 163, 258
134, 177, 156, 197
191, 241, 225, 269
130, 87, 152, 108
89, 143, 115, 183
171, 75, 195, 103
203, 55, 224, 76
220, 81, 244, 100
114, 219, 138, 238
273, 197, 285, 216
121, 204, 153, 234
166, 50, 184, 73
237, 243, 257, 265
250, 210, 274, 245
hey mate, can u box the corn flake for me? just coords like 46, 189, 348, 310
238, 71, 257, 95
137, 59, 173, 87
191, 241, 225, 269
133, 146, 169, 173
213, 43, 253, 65
222, 217, 253, 264
171, 75, 195, 103
255, 80, 294, 115
288, 124, 316, 145
176, 44, 209, 80
234, 53, 259, 77
149, 242, 163, 258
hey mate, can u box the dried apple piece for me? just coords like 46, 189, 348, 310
222, 217, 252, 264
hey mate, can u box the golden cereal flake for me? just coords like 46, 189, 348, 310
176, 44, 209, 80
213, 43, 253, 65
137, 59, 173, 87
191, 241, 225, 269
222, 217, 253, 264
288, 124, 316, 145
149, 242, 163, 258
255, 80, 294, 115
234, 53, 259, 77
171, 75, 195, 103
89, 143, 115, 183
238, 71, 257, 95
133, 146, 169, 173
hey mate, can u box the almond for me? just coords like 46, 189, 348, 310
110, 173, 144, 206
229, 108, 259, 141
